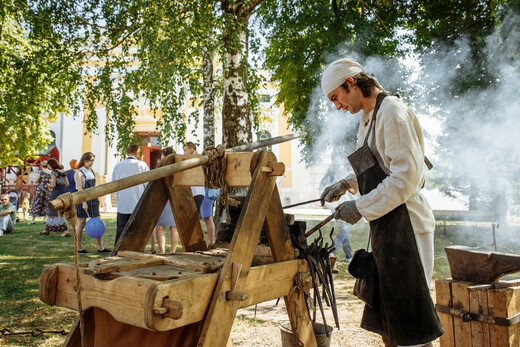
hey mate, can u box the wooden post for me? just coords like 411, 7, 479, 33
452, 281, 472, 346
488, 286, 520, 346
196, 151, 280, 347
468, 284, 490, 347
436, 279, 455, 347
263, 185, 318, 346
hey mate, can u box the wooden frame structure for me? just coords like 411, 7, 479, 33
39, 150, 318, 346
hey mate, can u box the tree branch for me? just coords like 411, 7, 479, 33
358, 0, 391, 35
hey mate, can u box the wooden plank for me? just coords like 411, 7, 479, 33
203, 244, 278, 266
488, 285, 520, 346
118, 265, 199, 281
263, 185, 317, 346
196, 151, 278, 347
451, 281, 472, 346
435, 279, 455, 347
173, 152, 254, 187
468, 284, 490, 347
47, 258, 307, 331
117, 251, 225, 273
82, 257, 164, 275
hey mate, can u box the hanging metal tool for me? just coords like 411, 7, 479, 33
291, 228, 340, 336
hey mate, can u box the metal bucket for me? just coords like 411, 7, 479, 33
279, 321, 332, 347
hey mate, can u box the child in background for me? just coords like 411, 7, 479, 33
21, 191, 31, 220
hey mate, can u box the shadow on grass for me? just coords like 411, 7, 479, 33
1, 213, 519, 346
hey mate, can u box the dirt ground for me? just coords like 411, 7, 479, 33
230, 262, 441, 347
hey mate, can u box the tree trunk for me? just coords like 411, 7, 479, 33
203, 46, 216, 148
221, 3, 253, 148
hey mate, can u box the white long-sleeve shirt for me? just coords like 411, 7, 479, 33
112, 157, 150, 214
345, 96, 435, 234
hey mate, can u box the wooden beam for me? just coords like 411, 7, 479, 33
173, 152, 253, 187
196, 151, 278, 347
263, 185, 317, 346
163, 157, 208, 252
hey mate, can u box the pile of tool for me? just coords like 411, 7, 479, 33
291, 228, 340, 336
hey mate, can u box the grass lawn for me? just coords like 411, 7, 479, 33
1, 213, 519, 346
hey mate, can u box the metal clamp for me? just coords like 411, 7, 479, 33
435, 304, 520, 327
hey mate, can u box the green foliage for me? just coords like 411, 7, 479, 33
0, 0, 83, 165
255, 0, 404, 163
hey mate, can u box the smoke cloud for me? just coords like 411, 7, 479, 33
305, 12, 520, 240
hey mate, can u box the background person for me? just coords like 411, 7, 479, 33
112, 144, 149, 246
41, 158, 70, 237
153, 147, 180, 254
201, 188, 216, 244
21, 191, 31, 221
28, 160, 52, 224
320, 58, 443, 346
65, 159, 78, 193
74, 152, 109, 254
0, 194, 16, 236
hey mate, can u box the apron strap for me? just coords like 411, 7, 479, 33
361, 92, 433, 171
362, 92, 389, 146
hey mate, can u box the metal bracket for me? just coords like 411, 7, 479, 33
435, 304, 520, 327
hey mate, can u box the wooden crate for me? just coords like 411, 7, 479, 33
435, 279, 520, 346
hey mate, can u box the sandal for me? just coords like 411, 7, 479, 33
40, 230, 50, 235
60, 232, 71, 237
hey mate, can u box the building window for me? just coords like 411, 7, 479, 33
259, 94, 271, 103
257, 130, 272, 152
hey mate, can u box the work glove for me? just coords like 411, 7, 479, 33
334, 200, 362, 225
320, 179, 349, 205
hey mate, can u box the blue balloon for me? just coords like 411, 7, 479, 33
85, 218, 106, 238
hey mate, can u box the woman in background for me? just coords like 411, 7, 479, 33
153, 147, 179, 253
28, 161, 52, 224
41, 159, 69, 236
74, 152, 110, 254
66, 159, 78, 193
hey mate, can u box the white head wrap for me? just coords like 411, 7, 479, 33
320, 58, 383, 96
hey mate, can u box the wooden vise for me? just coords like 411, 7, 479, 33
39, 150, 318, 347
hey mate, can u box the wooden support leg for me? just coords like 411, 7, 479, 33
63, 308, 95, 347
196, 151, 279, 347
170, 185, 208, 252
161, 162, 207, 252
114, 155, 175, 253
263, 185, 318, 347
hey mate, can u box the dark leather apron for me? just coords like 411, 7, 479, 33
347, 93, 444, 345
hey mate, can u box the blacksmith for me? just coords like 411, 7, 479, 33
320, 58, 443, 347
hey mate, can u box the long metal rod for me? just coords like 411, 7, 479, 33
225, 133, 305, 152
304, 213, 335, 238
49, 133, 305, 211
282, 198, 323, 209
